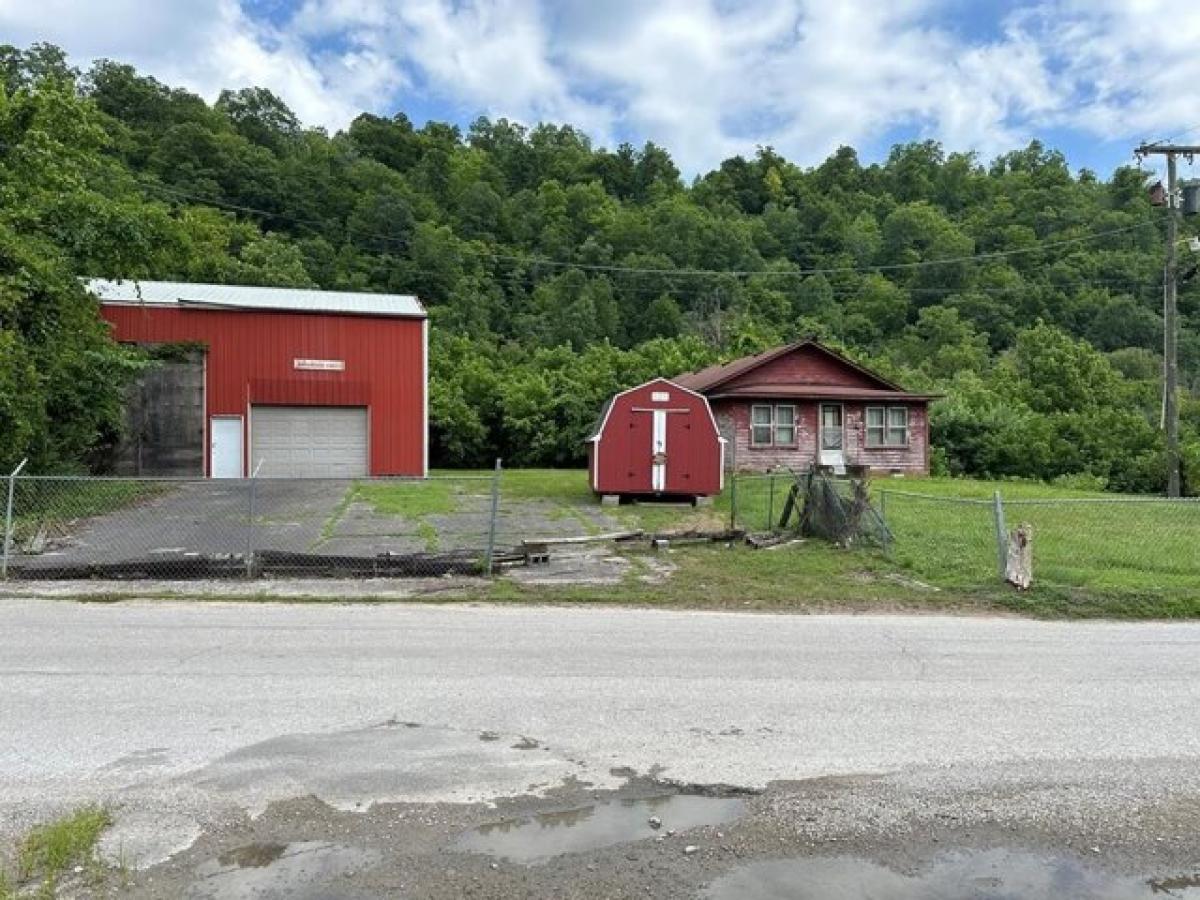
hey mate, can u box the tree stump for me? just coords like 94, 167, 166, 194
1005, 524, 1033, 590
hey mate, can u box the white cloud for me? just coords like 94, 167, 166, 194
1014, 0, 1200, 144
3, 0, 1200, 172
293, 0, 618, 138
0, 0, 402, 129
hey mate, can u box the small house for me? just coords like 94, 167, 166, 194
587, 378, 724, 500
673, 341, 934, 475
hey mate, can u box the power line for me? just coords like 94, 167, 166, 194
142, 181, 412, 253
140, 178, 1158, 281
387, 261, 1168, 301
1143, 122, 1200, 149
473, 222, 1157, 278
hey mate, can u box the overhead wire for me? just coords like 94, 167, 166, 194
1142, 122, 1200, 148
469, 222, 1157, 278
140, 178, 1160, 282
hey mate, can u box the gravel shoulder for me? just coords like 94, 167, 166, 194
113, 759, 1200, 899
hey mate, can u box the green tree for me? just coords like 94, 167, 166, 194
1007, 322, 1122, 413
215, 86, 300, 152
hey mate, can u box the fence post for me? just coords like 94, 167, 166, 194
484, 458, 502, 575
879, 490, 891, 556
728, 439, 738, 531
767, 471, 776, 532
245, 460, 263, 579
992, 490, 1008, 582
2, 459, 29, 581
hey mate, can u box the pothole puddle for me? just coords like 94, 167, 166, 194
188, 841, 381, 899
454, 793, 745, 864
705, 850, 1200, 900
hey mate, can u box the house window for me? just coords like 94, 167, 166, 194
887, 407, 909, 446
751, 405, 773, 446
751, 404, 797, 447
866, 406, 910, 448
774, 405, 796, 446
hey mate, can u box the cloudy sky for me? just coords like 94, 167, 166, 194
2, 0, 1199, 177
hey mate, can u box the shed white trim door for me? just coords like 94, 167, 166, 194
651, 408, 667, 492
250, 406, 368, 478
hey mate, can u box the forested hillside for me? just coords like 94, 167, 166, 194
2, 43, 1198, 491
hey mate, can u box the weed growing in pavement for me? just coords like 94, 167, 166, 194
14, 805, 111, 898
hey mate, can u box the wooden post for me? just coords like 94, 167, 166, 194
1166, 152, 1181, 497
992, 490, 1007, 582
1133, 142, 1200, 496
1005, 524, 1033, 590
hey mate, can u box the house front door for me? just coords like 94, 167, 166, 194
819, 403, 845, 474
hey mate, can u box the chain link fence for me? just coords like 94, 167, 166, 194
728, 468, 891, 549
727, 471, 794, 533
879, 488, 1200, 594
5, 458, 1196, 593
0, 463, 522, 580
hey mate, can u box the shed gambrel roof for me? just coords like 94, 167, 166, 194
673, 340, 936, 401
87, 279, 426, 319
585, 377, 723, 442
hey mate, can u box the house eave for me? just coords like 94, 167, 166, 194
707, 388, 939, 402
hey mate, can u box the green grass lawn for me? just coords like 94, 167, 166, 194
354, 479, 464, 517
876, 477, 1200, 601
430, 469, 1200, 618
439, 467, 744, 534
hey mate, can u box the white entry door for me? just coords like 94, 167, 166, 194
210, 416, 244, 478
819, 403, 846, 473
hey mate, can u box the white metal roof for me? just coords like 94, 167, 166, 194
86, 279, 426, 319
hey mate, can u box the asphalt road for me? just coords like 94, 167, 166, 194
3, 599, 1200, 869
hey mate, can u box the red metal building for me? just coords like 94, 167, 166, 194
92, 279, 427, 478
587, 378, 724, 499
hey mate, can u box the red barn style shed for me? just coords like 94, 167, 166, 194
587, 378, 724, 499
91, 279, 427, 478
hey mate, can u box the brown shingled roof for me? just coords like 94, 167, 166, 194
673, 343, 799, 392
673, 339, 915, 395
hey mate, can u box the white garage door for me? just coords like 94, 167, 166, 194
250, 406, 368, 477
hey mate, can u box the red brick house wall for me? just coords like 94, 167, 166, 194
712, 401, 928, 473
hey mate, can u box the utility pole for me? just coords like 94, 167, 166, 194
1135, 143, 1199, 497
